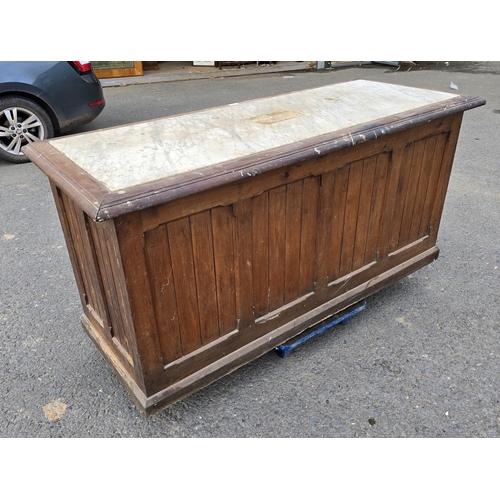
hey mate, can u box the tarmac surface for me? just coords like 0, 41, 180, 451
1, 62, 499, 439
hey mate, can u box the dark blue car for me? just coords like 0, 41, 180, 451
0, 61, 105, 163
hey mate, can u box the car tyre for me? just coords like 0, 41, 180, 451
0, 96, 54, 164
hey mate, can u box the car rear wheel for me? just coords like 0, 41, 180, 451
0, 96, 54, 164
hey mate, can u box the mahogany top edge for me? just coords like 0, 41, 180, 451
23, 81, 485, 221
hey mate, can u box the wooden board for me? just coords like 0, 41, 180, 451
92, 61, 143, 79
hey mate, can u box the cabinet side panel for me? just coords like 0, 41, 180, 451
58, 191, 109, 333
51, 186, 137, 376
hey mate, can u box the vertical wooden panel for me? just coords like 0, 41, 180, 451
63, 195, 108, 331
252, 192, 270, 317
299, 176, 320, 296
61, 193, 95, 309
54, 189, 88, 310
388, 144, 414, 254
190, 211, 220, 345
167, 218, 201, 354
144, 225, 183, 364
86, 217, 115, 339
407, 135, 439, 243
97, 221, 132, 357
211, 206, 238, 335
378, 147, 405, 258
284, 180, 303, 303
315, 170, 335, 289
327, 165, 349, 283
115, 211, 165, 394
417, 133, 449, 239
352, 156, 377, 270
339, 160, 363, 276
364, 152, 390, 264
428, 114, 464, 240
398, 139, 427, 247
268, 185, 286, 310
83, 213, 109, 328
233, 199, 254, 329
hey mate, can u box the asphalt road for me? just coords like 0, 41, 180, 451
1, 62, 499, 439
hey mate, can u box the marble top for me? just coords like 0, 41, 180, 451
49, 79, 456, 192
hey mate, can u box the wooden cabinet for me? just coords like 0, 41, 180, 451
24, 80, 484, 415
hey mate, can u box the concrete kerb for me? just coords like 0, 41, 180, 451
99, 62, 317, 88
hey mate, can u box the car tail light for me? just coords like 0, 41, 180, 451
89, 99, 105, 108
72, 61, 92, 73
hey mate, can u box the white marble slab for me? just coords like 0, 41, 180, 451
49, 80, 456, 192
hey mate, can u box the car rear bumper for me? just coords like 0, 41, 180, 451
39, 65, 106, 133
57, 99, 105, 133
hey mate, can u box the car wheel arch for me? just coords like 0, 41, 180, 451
0, 89, 60, 133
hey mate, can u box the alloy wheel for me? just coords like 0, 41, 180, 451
0, 105, 46, 155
